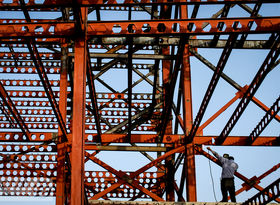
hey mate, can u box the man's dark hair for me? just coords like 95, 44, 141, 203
229, 156, 234, 160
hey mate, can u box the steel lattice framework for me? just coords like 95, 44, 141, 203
0, 0, 279, 204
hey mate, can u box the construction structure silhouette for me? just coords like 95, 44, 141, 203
0, 0, 279, 205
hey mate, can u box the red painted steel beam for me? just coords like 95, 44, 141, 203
27, 42, 69, 142
252, 96, 280, 123
0, 17, 279, 38
0, 135, 278, 148
0, 38, 275, 49
247, 95, 280, 145
0, 170, 165, 191
87, 17, 280, 36
0, 66, 60, 74
0, 132, 53, 142
0, 122, 66, 131
181, 27, 197, 200
0, 0, 276, 8
216, 33, 280, 145
87, 154, 164, 201
0, 133, 278, 146
158, 5, 176, 200
72, 0, 86, 34
0, 177, 56, 183
127, 37, 133, 137
0, 81, 31, 141
187, 33, 238, 143
133, 145, 186, 179
197, 94, 240, 134
83, 145, 183, 200
0, 169, 57, 177
181, 45, 193, 137
0, 51, 61, 59
71, 7, 88, 205
124, 62, 160, 132
210, 4, 231, 47
56, 42, 69, 205
17, 0, 68, 142
237, 2, 262, 47
0, 144, 56, 152
1, 80, 61, 87
0, 122, 155, 132
242, 177, 280, 205
0, 96, 152, 109
189, 49, 280, 123
86, 46, 102, 142
2, 154, 57, 162
235, 163, 280, 198
0, 101, 16, 128
0, 186, 55, 197
0, 162, 57, 170
158, 36, 186, 142
196, 136, 279, 146
0, 22, 75, 38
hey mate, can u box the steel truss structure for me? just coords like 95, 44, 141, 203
0, 0, 279, 204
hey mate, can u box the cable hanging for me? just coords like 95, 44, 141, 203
208, 149, 218, 202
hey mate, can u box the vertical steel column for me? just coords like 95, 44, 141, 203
165, 145, 175, 201
56, 43, 68, 205
180, 3, 197, 201
71, 7, 88, 204
162, 46, 175, 201
182, 45, 197, 201
127, 37, 133, 137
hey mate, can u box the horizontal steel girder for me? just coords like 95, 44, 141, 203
0, 39, 274, 49
0, 0, 277, 8
0, 133, 278, 146
0, 17, 279, 38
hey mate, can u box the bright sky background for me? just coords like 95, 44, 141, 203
0, 2, 279, 205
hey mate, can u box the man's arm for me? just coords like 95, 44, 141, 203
207, 147, 224, 163
207, 147, 218, 158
